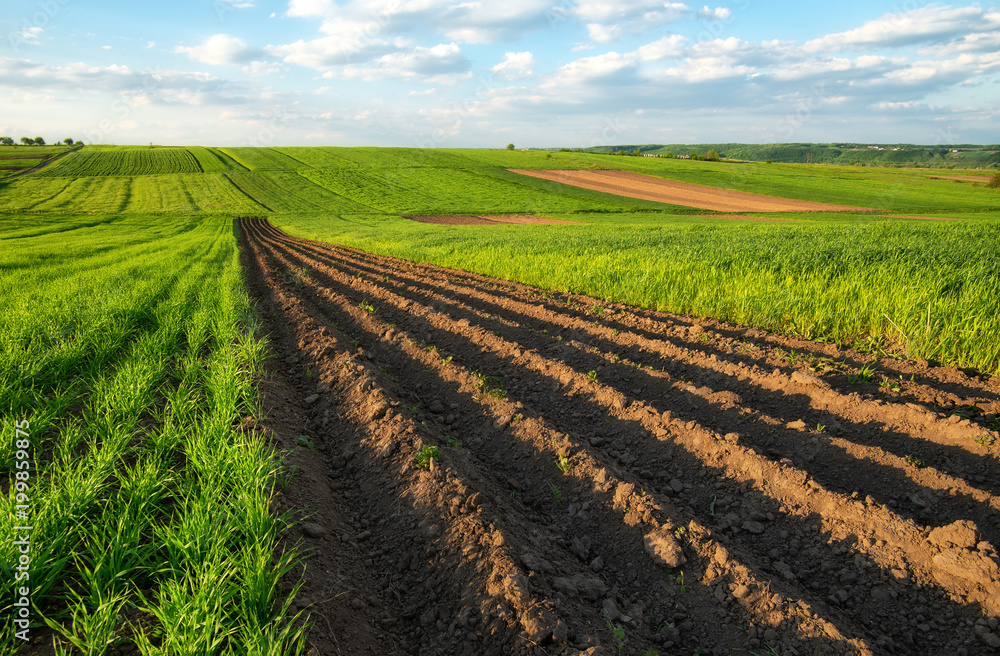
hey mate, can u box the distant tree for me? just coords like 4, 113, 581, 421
75, 140, 84, 146
988, 172, 1000, 189
632, 148, 641, 156
690, 152, 700, 161
0, 137, 13, 146
706, 149, 720, 162
663, 151, 674, 159
20, 137, 33, 146
34, 136, 45, 145
63, 137, 74, 146
506, 143, 515, 151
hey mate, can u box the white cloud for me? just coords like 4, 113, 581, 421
175, 34, 253, 66
546, 51, 639, 86
242, 60, 285, 76
265, 33, 409, 69
284, 0, 554, 44
492, 51, 536, 79
636, 35, 688, 61
586, 23, 624, 43
322, 43, 471, 82
803, 5, 997, 52
17, 27, 44, 45
145, 41, 156, 49
918, 30, 1000, 56
572, 0, 690, 42
696, 6, 732, 20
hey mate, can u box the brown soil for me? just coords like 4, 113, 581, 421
930, 176, 993, 183
238, 218, 1000, 656
508, 170, 872, 213
405, 215, 586, 225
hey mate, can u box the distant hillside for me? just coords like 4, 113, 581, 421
575, 143, 1000, 168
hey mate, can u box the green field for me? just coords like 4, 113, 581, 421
2, 144, 999, 651
0, 215, 304, 653
4, 146, 1000, 376
0, 145, 77, 179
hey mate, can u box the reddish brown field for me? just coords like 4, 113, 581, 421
508, 169, 872, 213
240, 219, 1000, 656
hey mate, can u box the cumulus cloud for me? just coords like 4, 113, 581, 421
16, 27, 44, 45
321, 43, 471, 82
491, 51, 536, 79
571, 0, 690, 42
284, 0, 554, 44
265, 34, 409, 69
636, 34, 688, 61
802, 4, 999, 52
696, 6, 732, 20
175, 34, 255, 66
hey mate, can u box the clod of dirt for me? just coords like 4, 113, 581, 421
932, 548, 1000, 587
929, 520, 979, 550
791, 370, 826, 387
643, 526, 686, 568
522, 605, 563, 644
300, 522, 327, 538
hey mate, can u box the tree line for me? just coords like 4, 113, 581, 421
0, 136, 82, 146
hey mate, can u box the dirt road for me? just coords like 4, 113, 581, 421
239, 218, 1000, 656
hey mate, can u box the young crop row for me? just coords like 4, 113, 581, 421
0, 216, 304, 654
224, 171, 371, 214
0, 174, 266, 215
300, 166, 670, 214
38, 148, 204, 177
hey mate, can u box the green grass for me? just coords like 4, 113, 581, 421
273, 211, 1000, 375
38, 147, 204, 177
0, 215, 306, 654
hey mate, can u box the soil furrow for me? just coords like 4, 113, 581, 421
244, 219, 1000, 655
248, 220, 875, 654
259, 225, 1000, 521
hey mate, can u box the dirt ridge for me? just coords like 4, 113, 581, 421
241, 218, 1000, 656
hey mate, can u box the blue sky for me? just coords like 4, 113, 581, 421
1, 0, 998, 147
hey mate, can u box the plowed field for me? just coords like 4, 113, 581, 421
240, 218, 1000, 656
508, 170, 871, 213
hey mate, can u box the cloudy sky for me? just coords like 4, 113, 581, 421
1, 0, 998, 147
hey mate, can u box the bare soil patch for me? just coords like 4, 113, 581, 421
509, 169, 872, 213
405, 214, 585, 225
930, 175, 993, 183
240, 218, 1000, 656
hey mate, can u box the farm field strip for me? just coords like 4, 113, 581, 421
508, 169, 872, 213
37, 147, 203, 177
224, 171, 373, 214
0, 217, 303, 654
243, 218, 1000, 656
282, 232, 1000, 489
260, 223, 1000, 572
242, 219, 868, 655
